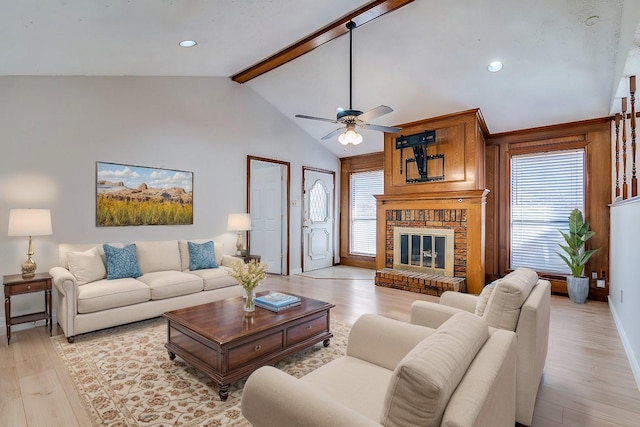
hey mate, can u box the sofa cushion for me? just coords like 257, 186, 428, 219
103, 244, 142, 280
67, 247, 106, 285
77, 278, 150, 314
381, 312, 489, 427
134, 240, 181, 273
179, 239, 224, 272
136, 271, 203, 300
188, 240, 219, 270
483, 267, 538, 330
188, 266, 237, 291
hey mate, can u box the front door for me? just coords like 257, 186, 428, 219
302, 168, 335, 272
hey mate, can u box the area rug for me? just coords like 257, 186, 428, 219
51, 317, 349, 427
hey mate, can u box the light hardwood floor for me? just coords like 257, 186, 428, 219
2, 270, 639, 426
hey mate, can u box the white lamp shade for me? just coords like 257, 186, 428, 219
227, 213, 251, 231
8, 209, 52, 236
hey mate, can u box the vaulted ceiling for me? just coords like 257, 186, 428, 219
3, 0, 639, 157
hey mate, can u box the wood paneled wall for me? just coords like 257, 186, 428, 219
339, 152, 384, 269
486, 118, 611, 300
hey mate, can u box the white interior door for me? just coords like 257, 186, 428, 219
250, 160, 286, 274
303, 168, 334, 272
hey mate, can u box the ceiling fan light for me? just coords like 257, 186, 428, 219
339, 128, 363, 145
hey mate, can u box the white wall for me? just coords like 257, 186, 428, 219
609, 198, 640, 390
0, 76, 339, 331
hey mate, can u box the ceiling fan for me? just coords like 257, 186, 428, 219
295, 21, 401, 145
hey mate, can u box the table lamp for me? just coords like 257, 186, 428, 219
8, 208, 53, 278
227, 213, 251, 256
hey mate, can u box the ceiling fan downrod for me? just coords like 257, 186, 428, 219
347, 21, 356, 111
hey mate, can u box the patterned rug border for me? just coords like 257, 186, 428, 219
51, 317, 349, 427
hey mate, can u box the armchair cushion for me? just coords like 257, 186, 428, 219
474, 280, 498, 316
381, 312, 489, 427
483, 267, 538, 330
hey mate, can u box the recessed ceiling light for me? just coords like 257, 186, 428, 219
179, 40, 197, 48
487, 61, 503, 73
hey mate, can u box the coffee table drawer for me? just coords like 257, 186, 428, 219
287, 314, 328, 345
228, 331, 283, 370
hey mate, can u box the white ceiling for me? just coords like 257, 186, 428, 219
2, 0, 640, 157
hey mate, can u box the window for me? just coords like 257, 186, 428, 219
510, 149, 585, 273
350, 170, 383, 255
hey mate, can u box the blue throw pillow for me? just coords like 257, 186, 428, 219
103, 244, 143, 280
188, 240, 218, 270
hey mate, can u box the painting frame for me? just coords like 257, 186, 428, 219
96, 161, 193, 227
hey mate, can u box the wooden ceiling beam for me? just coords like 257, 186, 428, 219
231, 0, 414, 84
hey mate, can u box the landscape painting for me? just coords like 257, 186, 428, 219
96, 162, 193, 226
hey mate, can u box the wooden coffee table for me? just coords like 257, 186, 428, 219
163, 291, 334, 400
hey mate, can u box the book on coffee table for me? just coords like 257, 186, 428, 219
255, 300, 301, 312
254, 292, 301, 310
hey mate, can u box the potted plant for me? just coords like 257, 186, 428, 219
557, 208, 598, 304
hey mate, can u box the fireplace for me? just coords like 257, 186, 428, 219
393, 227, 454, 276
375, 190, 488, 295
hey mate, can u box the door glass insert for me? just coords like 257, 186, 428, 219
309, 180, 328, 222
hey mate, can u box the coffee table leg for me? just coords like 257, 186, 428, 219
323, 339, 330, 347
219, 384, 230, 401
168, 351, 176, 360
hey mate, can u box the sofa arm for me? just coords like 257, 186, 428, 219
346, 313, 433, 370
49, 266, 79, 339
242, 366, 381, 427
410, 300, 464, 329
219, 254, 243, 267
439, 290, 479, 312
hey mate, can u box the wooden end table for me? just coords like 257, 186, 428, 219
3, 272, 53, 345
163, 291, 334, 400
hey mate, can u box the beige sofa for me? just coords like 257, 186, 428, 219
50, 239, 244, 342
242, 311, 517, 427
410, 267, 551, 426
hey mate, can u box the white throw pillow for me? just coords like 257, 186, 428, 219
67, 247, 107, 285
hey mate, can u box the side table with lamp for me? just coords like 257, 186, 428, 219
4, 208, 53, 344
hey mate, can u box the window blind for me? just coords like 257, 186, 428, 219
350, 170, 383, 256
510, 149, 585, 273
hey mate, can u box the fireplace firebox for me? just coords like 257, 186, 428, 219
393, 227, 454, 276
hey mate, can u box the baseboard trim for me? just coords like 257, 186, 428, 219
609, 296, 640, 392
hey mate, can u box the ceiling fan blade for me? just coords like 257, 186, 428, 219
357, 105, 393, 122
321, 127, 347, 140
295, 114, 339, 124
361, 123, 402, 133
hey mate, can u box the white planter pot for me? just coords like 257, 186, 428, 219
567, 276, 589, 304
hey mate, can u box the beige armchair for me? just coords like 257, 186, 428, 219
410, 267, 551, 426
242, 311, 517, 427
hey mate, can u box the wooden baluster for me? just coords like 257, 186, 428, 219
629, 76, 638, 197
615, 113, 621, 198
632, 76, 638, 197
622, 97, 628, 199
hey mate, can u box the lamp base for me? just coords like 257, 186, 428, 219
21, 257, 37, 278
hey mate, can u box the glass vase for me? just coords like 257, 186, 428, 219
244, 287, 255, 312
